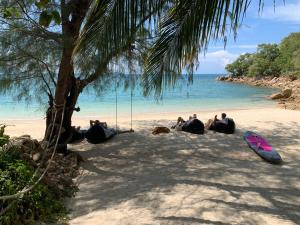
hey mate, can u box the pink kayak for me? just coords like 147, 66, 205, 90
244, 131, 282, 164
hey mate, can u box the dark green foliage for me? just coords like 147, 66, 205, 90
225, 53, 253, 77
278, 32, 300, 73
51, 10, 61, 25
226, 33, 300, 77
39, 10, 61, 27
0, 150, 66, 225
0, 126, 66, 225
35, 0, 50, 9
39, 11, 53, 27
1, 6, 20, 18
0, 125, 9, 147
248, 44, 281, 77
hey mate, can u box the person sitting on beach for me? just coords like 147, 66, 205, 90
205, 113, 225, 129
85, 120, 116, 144
172, 114, 204, 134
216, 113, 228, 123
90, 120, 107, 128
205, 113, 235, 134
181, 114, 204, 134
171, 116, 186, 130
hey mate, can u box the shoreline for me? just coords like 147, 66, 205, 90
0, 105, 289, 140
217, 75, 300, 110
1, 103, 277, 121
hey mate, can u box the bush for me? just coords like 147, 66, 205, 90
0, 142, 66, 224
0, 125, 10, 147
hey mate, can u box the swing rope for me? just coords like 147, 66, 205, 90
114, 74, 134, 134
115, 75, 118, 133
130, 74, 133, 131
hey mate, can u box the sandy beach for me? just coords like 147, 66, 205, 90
0, 106, 285, 139
2, 107, 300, 225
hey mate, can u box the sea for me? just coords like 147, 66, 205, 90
0, 74, 277, 120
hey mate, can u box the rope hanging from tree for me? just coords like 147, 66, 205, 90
114, 74, 134, 134
130, 75, 133, 131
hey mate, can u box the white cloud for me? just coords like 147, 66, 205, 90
203, 50, 239, 66
261, 1, 300, 23
196, 50, 239, 73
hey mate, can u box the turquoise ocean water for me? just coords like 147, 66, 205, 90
0, 74, 276, 119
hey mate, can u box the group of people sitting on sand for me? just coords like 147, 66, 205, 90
71, 112, 235, 144
172, 113, 235, 135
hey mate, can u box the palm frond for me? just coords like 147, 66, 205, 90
74, 0, 166, 63
142, 0, 264, 97
74, 0, 266, 97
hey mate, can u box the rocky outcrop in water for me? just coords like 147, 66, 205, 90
216, 75, 300, 110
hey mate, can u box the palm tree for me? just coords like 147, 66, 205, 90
0, 0, 264, 151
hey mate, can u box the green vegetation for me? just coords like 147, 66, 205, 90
226, 32, 300, 78
0, 127, 67, 225
0, 125, 10, 148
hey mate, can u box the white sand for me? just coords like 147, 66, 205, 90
0, 106, 285, 139
2, 107, 300, 224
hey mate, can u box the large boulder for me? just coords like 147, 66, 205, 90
282, 88, 292, 98
270, 92, 284, 100
216, 76, 227, 81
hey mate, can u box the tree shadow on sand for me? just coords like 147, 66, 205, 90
68, 120, 300, 225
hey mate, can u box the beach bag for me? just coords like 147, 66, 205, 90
85, 124, 116, 144
211, 118, 235, 134
182, 119, 204, 134
152, 126, 170, 135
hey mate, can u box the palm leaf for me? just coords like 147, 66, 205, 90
142, 0, 264, 97
74, 0, 266, 97
74, 0, 166, 61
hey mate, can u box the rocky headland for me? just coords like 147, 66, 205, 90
216, 75, 300, 110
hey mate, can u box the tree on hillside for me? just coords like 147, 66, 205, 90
278, 32, 300, 73
225, 53, 253, 77
226, 33, 300, 78
0, 0, 262, 151
226, 43, 281, 77
248, 44, 281, 77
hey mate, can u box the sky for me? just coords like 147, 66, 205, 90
196, 0, 300, 74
